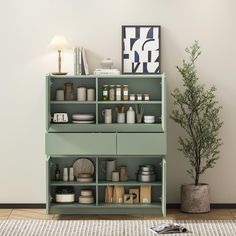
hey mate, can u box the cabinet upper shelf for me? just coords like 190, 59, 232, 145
46, 74, 166, 133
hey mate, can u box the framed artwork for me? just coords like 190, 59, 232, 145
122, 25, 161, 74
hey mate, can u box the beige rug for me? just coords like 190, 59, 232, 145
0, 219, 235, 235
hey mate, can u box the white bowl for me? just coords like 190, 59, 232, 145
144, 120, 155, 124
55, 194, 75, 203
79, 196, 94, 204
80, 189, 93, 197
76, 177, 93, 183
144, 116, 155, 120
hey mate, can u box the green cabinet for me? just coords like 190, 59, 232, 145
45, 74, 167, 216
46, 133, 116, 155
117, 133, 167, 155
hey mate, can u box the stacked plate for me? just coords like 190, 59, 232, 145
79, 189, 95, 204
72, 114, 95, 124
144, 116, 155, 124
137, 165, 156, 182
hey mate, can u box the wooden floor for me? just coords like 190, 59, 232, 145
0, 209, 236, 220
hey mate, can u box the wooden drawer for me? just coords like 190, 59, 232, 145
117, 133, 166, 155
46, 133, 116, 155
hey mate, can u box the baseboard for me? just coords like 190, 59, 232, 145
0, 203, 235, 209
0, 204, 46, 209
167, 203, 236, 209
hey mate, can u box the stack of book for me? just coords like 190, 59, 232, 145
74, 47, 89, 75
94, 68, 120, 75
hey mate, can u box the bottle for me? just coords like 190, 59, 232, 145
109, 85, 115, 101
123, 85, 129, 101
116, 85, 122, 101
55, 164, 60, 181
103, 85, 109, 101
127, 106, 135, 124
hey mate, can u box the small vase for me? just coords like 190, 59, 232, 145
64, 83, 74, 101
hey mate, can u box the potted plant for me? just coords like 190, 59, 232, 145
170, 41, 223, 213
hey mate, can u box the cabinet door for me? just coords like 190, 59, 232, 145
117, 133, 166, 155
46, 133, 116, 155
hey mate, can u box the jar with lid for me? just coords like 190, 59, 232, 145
123, 85, 129, 101
116, 85, 122, 101
102, 85, 109, 101
129, 94, 135, 101
137, 94, 143, 101
109, 85, 115, 101
144, 94, 150, 101
119, 165, 128, 181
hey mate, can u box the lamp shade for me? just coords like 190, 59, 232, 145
48, 35, 70, 50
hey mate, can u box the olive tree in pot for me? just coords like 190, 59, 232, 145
170, 41, 223, 213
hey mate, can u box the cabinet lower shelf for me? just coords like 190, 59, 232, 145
49, 203, 162, 215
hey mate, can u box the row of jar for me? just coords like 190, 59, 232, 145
56, 83, 95, 101
102, 84, 150, 101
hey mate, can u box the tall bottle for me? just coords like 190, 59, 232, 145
55, 164, 60, 181
127, 106, 135, 124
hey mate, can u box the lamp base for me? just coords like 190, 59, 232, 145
52, 72, 68, 75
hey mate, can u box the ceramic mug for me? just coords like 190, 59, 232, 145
102, 109, 112, 124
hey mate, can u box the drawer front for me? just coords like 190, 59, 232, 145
117, 133, 166, 155
46, 133, 116, 155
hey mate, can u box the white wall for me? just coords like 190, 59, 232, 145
0, 0, 235, 203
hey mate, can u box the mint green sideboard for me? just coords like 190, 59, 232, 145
45, 74, 167, 216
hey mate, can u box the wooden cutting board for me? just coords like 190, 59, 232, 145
140, 186, 151, 204
105, 186, 113, 203
113, 186, 125, 203
73, 158, 95, 178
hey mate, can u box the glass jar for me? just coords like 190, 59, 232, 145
123, 85, 129, 101
116, 85, 122, 101
102, 85, 109, 101
129, 94, 136, 101
137, 94, 143, 101
109, 85, 115, 101
144, 94, 150, 101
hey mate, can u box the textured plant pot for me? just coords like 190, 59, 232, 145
181, 184, 210, 213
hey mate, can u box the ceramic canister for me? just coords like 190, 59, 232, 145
77, 87, 87, 101
87, 88, 95, 101
103, 160, 116, 181
117, 113, 125, 123
56, 89, 64, 101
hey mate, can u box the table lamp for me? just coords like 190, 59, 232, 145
48, 35, 70, 75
